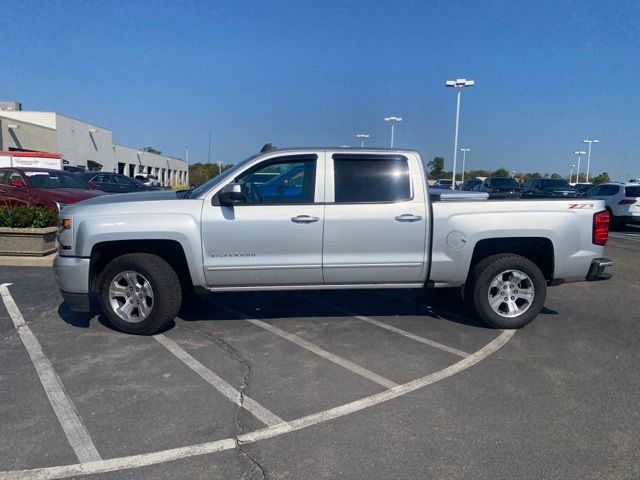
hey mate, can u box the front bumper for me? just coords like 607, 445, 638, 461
53, 255, 92, 312
586, 257, 613, 281
60, 290, 92, 312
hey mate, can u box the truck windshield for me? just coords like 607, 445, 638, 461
25, 171, 90, 189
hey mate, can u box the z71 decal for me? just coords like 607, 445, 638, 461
568, 203, 594, 209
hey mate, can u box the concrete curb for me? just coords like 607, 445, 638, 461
0, 253, 56, 267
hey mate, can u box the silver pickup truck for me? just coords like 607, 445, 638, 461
53, 147, 612, 335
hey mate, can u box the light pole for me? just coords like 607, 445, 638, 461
356, 134, 370, 147
569, 163, 576, 183
446, 78, 475, 189
582, 139, 599, 183
574, 151, 586, 183
384, 116, 402, 147
459, 148, 470, 183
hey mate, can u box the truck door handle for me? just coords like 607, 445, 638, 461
291, 215, 319, 224
395, 214, 422, 222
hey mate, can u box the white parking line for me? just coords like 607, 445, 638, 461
0, 329, 514, 480
298, 294, 470, 358
0, 283, 101, 463
154, 334, 285, 427
214, 304, 398, 389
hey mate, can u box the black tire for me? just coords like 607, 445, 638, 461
606, 208, 622, 231
99, 253, 182, 335
467, 253, 546, 329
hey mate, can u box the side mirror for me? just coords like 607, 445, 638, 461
9, 180, 25, 188
217, 183, 243, 206
89, 182, 98, 190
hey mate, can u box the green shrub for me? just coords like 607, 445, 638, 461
0, 205, 58, 228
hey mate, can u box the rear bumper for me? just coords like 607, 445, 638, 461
586, 257, 613, 281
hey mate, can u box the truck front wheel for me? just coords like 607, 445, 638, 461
467, 254, 546, 329
99, 253, 182, 335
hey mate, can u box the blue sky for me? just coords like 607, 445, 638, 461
3, 0, 639, 180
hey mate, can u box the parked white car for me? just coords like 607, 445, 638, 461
134, 173, 161, 187
585, 183, 640, 228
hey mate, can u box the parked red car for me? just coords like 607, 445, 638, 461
0, 167, 106, 211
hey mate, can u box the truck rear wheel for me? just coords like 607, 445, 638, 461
99, 253, 182, 335
467, 254, 546, 329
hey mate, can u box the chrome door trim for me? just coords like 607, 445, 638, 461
206, 264, 322, 271
207, 282, 424, 292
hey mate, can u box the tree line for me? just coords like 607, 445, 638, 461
426, 157, 610, 184
188, 162, 233, 185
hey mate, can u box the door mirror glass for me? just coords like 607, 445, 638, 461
218, 183, 243, 206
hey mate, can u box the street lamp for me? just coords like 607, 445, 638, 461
459, 148, 470, 183
446, 78, 475, 189
582, 139, 599, 183
384, 116, 402, 147
356, 134, 370, 147
569, 163, 576, 183
574, 151, 586, 183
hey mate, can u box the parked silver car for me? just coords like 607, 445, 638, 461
585, 183, 640, 228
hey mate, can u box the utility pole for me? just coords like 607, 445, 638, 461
459, 148, 470, 183
445, 78, 475, 190
582, 139, 599, 183
384, 116, 402, 147
356, 133, 370, 147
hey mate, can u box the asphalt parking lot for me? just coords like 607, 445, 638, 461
1, 235, 638, 480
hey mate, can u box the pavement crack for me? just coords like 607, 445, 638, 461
236, 440, 267, 480
175, 324, 263, 477
174, 324, 252, 431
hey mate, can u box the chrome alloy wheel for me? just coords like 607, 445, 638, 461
487, 269, 535, 318
108, 271, 154, 323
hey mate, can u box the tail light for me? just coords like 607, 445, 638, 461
593, 210, 610, 246
618, 199, 637, 205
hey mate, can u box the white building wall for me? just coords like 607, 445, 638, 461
55, 114, 114, 169
0, 109, 188, 185
113, 144, 188, 186
0, 111, 57, 129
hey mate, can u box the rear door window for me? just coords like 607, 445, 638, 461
600, 185, 621, 196
625, 186, 640, 197
92, 174, 112, 183
333, 155, 411, 203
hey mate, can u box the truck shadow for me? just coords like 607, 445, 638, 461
177, 288, 491, 329
59, 288, 528, 333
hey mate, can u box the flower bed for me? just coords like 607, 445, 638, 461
0, 206, 58, 256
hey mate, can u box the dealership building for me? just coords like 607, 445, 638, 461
0, 101, 188, 186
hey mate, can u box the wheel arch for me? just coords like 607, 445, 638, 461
468, 237, 555, 283
89, 239, 193, 294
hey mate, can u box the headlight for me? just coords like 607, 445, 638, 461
57, 216, 72, 251
58, 217, 72, 230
